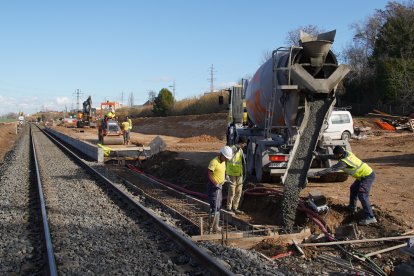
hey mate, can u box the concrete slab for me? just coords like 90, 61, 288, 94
45, 127, 152, 163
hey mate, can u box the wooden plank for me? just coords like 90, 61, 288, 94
365, 243, 407, 258
300, 235, 414, 247
403, 229, 414, 235
191, 232, 244, 241
230, 228, 311, 250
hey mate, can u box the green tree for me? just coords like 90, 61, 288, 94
376, 58, 414, 107
152, 88, 174, 116
372, 1, 414, 106
342, 1, 414, 108
373, 1, 414, 59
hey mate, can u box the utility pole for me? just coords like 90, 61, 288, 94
121, 91, 124, 107
207, 64, 216, 93
73, 89, 83, 111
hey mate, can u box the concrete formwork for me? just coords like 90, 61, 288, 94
45, 127, 104, 163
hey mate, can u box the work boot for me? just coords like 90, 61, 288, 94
225, 207, 234, 214
359, 216, 377, 226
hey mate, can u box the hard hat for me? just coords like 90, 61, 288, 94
220, 146, 233, 160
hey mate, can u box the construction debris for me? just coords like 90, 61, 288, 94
369, 109, 414, 132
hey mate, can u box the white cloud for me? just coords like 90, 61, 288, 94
56, 96, 71, 105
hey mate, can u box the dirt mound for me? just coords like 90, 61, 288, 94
132, 113, 227, 139
0, 123, 19, 162
179, 135, 222, 143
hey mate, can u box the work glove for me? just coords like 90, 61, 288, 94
307, 171, 316, 178
225, 175, 230, 182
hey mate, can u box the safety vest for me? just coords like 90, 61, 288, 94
226, 146, 243, 176
341, 151, 373, 179
128, 118, 132, 130
121, 121, 130, 131
106, 111, 114, 119
97, 143, 112, 157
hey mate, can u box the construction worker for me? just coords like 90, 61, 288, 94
121, 119, 130, 145
127, 116, 132, 131
207, 146, 233, 233
307, 146, 377, 225
226, 142, 246, 215
106, 105, 115, 119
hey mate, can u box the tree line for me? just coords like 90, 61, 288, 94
342, 1, 414, 113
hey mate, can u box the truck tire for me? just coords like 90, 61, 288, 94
320, 173, 337, 182
341, 131, 351, 141
247, 141, 255, 175
254, 147, 271, 182
320, 173, 349, 182
254, 149, 263, 182
335, 173, 349, 182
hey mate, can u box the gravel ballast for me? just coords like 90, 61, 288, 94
0, 126, 44, 275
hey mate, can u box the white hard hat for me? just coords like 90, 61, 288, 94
220, 146, 233, 160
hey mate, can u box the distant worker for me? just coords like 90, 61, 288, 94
207, 146, 233, 233
127, 116, 132, 130
226, 142, 246, 215
106, 105, 115, 119
307, 146, 377, 225
121, 119, 130, 145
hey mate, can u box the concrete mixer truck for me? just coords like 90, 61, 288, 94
227, 30, 351, 231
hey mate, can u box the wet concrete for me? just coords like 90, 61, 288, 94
281, 96, 334, 232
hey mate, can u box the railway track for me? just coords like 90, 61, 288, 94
1, 125, 286, 275
28, 124, 234, 275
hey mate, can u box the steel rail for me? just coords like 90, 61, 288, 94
39, 126, 235, 276
30, 125, 58, 276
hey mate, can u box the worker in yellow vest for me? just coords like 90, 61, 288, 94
226, 142, 246, 215
207, 146, 233, 233
121, 119, 130, 145
127, 116, 132, 131
307, 146, 376, 225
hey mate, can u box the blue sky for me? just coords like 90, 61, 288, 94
0, 0, 390, 115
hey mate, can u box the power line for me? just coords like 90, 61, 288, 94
73, 89, 83, 111
207, 64, 216, 93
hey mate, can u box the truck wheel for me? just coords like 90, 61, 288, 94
320, 173, 337, 182
254, 148, 271, 182
335, 173, 349, 182
341, 131, 351, 141
247, 142, 255, 175
254, 149, 263, 182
